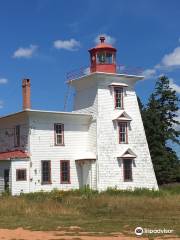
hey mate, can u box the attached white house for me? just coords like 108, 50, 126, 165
0, 37, 158, 195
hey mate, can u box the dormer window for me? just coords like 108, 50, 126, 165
114, 87, 123, 109
113, 111, 131, 145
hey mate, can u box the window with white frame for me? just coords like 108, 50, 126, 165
54, 123, 64, 145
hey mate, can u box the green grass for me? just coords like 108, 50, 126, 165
0, 186, 180, 238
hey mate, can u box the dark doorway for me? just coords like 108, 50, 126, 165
4, 169, 9, 191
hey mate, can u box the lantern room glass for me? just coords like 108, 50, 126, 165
97, 52, 115, 64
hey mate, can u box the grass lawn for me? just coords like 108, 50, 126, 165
0, 185, 180, 238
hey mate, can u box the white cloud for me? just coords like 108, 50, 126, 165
94, 34, 116, 45
143, 40, 180, 79
53, 38, 80, 51
0, 78, 8, 84
169, 78, 180, 94
0, 100, 4, 109
142, 68, 156, 79
161, 47, 180, 67
13, 45, 38, 58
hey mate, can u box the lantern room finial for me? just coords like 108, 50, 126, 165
100, 36, 105, 43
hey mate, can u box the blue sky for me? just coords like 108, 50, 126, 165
0, 0, 180, 154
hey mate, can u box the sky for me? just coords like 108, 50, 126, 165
0, 0, 180, 154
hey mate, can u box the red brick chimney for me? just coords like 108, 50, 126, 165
22, 79, 31, 110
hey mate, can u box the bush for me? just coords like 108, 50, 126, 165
5, 184, 180, 202
104, 187, 164, 197
160, 183, 180, 194
19, 186, 98, 202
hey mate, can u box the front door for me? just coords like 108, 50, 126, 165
4, 169, 9, 191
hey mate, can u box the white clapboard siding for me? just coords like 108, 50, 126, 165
0, 71, 158, 195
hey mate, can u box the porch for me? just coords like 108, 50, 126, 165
0, 150, 29, 194
75, 152, 96, 189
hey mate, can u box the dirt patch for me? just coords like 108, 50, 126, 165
0, 228, 178, 240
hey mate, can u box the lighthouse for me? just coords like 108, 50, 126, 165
0, 36, 158, 195
70, 36, 158, 190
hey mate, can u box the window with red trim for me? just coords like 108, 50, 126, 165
60, 160, 70, 183
119, 122, 128, 143
114, 87, 123, 109
41, 160, 51, 184
123, 159, 133, 181
54, 123, 64, 145
16, 169, 26, 181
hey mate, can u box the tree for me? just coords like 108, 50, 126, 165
141, 76, 180, 184
154, 76, 180, 145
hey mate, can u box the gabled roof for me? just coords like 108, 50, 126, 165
117, 148, 137, 159
0, 150, 29, 161
113, 111, 132, 121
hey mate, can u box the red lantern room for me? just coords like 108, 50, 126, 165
89, 36, 117, 73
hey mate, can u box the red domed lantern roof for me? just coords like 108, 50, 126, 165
89, 36, 116, 52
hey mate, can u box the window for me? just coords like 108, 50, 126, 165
54, 123, 64, 145
97, 52, 106, 63
14, 125, 20, 147
60, 160, 70, 183
119, 122, 128, 144
41, 161, 51, 184
97, 52, 114, 64
123, 159, 133, 181
114, 87, 123, 109
106, 52, 113, 64
16, 169, 27, 181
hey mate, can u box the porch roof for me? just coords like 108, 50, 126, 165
75, 151, 96, 161
0, 150, 29, 161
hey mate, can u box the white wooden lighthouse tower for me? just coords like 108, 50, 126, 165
69, 36, 158, 190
